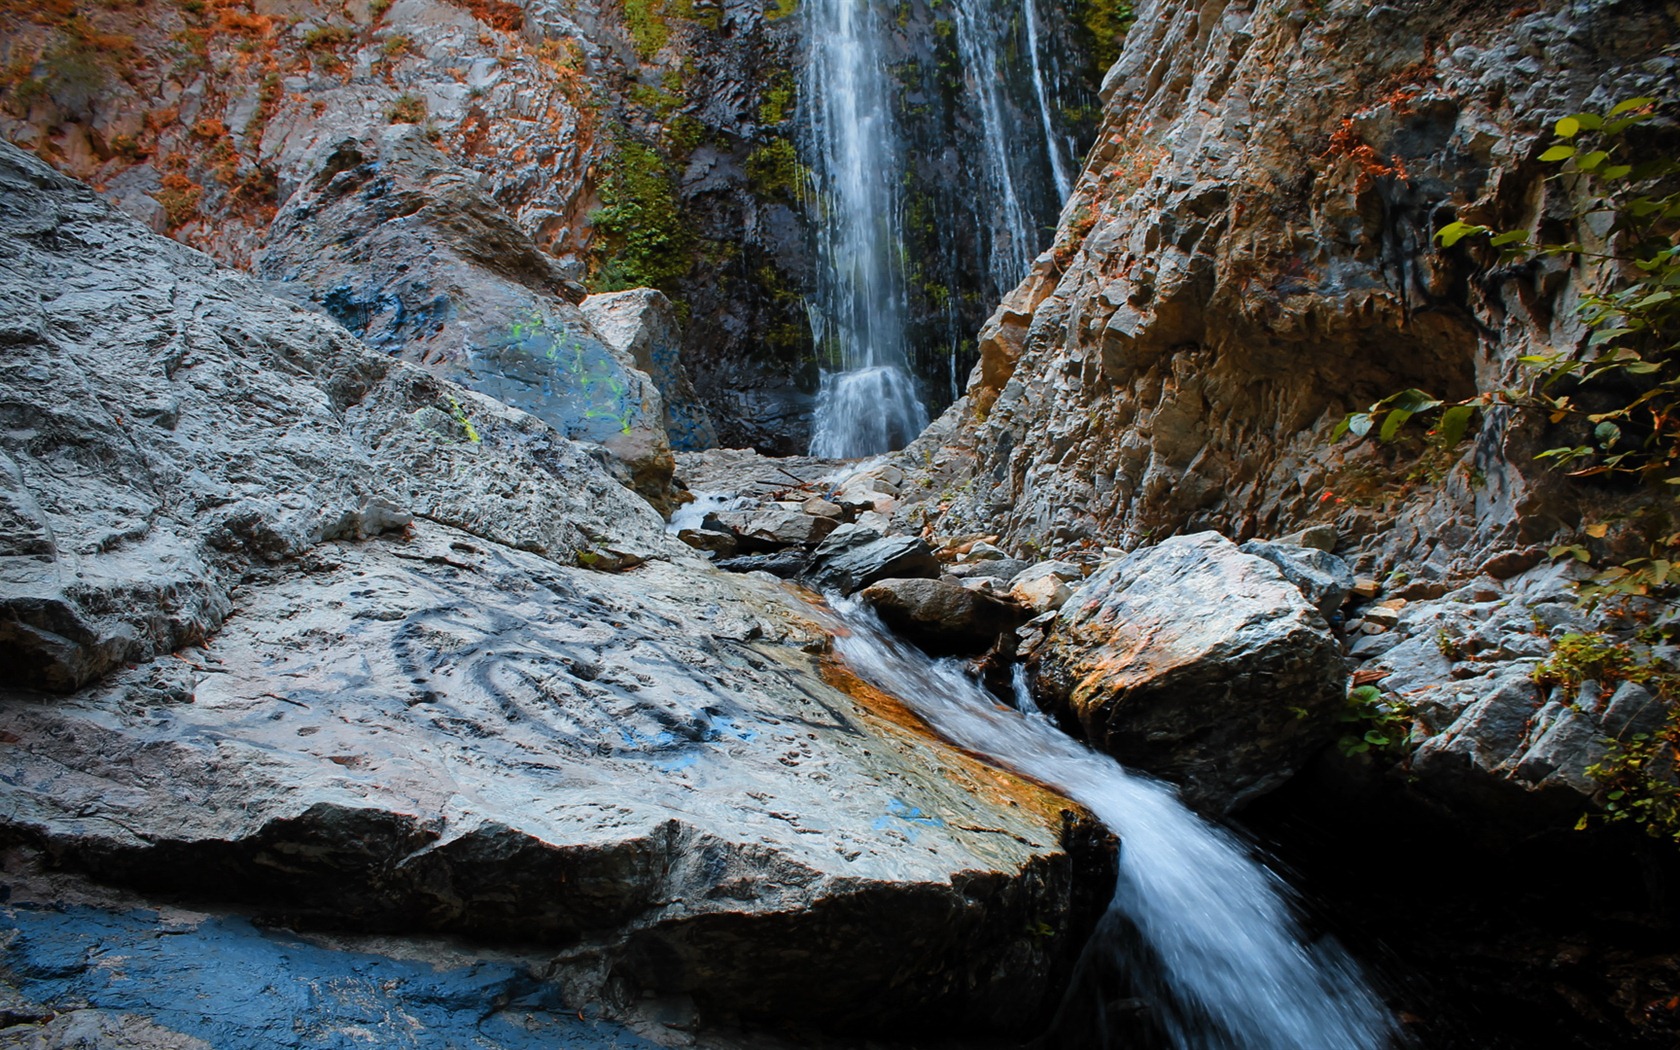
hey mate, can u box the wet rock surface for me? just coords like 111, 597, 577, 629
0, 142, 1102, 1039
1034, 533, 1345, 813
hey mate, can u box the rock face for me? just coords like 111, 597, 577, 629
897, 0, 1677, 585
581, 288, 719, 453
257, 127, 677, 513
0, 142, 1101, 1037
1034, 533, 1345, 813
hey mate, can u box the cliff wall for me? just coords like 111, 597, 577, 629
898, 0, 1678, 587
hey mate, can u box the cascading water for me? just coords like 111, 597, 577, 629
826, 601, 1398, 1050
802, 0, 1086, 456
801, 0, 927, 459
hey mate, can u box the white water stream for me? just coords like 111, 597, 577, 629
825, 600, 1398, 1049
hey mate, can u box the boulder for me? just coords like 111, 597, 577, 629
580, 288, 719, 453
1238, 540, 1355, 620
1007, 561, 1085, 615
1034, 532, 1345, 813
858, 578, 1026, 655
256, 128, 677, 513
804, 525, 941, 596
0, 142, 1101, 1037
708, 506, 838, 550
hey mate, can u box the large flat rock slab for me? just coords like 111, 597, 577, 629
0, 141, 1097, 1036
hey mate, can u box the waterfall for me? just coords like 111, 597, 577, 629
801, 0, 927, 459
1024, 0, 1076, 200
801, 0, 1084, 458
826, 601, 1399, 1050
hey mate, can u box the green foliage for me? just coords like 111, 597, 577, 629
590, 140, 692, 291
1077, 0, 1134, 73
1537, 630, 1680, 844
1336, 685, 1416, 757
758, 74, 794, 127
1337, 98, 1680, 601
764, 0, 798, 20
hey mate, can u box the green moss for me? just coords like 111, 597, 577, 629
590, 140, 693, 291
758, 73, 794, 126
746, 138, 805, 200
623, 0, 670, 59
1078, 0, 1134, 71
764, 0, 797, 20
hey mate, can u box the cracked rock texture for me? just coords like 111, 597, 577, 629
0, 141, 1102, 1038
897, 0, 1677, 585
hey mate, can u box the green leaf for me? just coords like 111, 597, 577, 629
1554, 116, 1581, 139
1588, 327, 1632, 346
1379, 407, 1413, 442
1599, 164, 1633, 180
1577, 150, 1610, 172
1384, 388, 1443, 413
1539, 144, 1577, 162
1570, 112, 1604, 131
1364, 730, 1391, 746
1608, 97, 1655, 117
1595, 421, 1621, 447
1435, 220, 1489, 247
1489, 229, 1530, 247
1438, 403, 1474, 445
1347, 412, 1374, 438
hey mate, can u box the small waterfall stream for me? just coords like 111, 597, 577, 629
824, 600, 1398, 1050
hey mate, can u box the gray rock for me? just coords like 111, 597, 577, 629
804, 525, 941, 597
946, 557, 1033, 583
580, 288, 719, 453
256, 128, 677, 514
858, 578, 1025, 656
0, 142, 1098, 1035
1035, 533, 1345, 813
1239, 540, 1354, 619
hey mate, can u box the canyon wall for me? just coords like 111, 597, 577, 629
898, 0, 1678, 587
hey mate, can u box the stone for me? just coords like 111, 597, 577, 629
256, 129, 678, 514
1276, 525, 1338, 553
803, 496, 845, 519
961, 542, 1011, 562
1238, 540, 1354, 619
1350, 577, 1382, 600
0, 143, 1100, 1036
1007, 561, 1085, 615
676, 528, 739, 557
1034, 533, 1346, 813
858, 578, 1026, 656
1482, 548, 1547, 580
580, 288, 719, 453
804, 525, 941, 597
946, 557, 1034, 584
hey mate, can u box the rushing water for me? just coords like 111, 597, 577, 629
802, 0, 1083, 457
800, 0, 925, 458
825, 600, 1398, 1050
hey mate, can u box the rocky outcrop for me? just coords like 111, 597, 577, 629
257, 127, 678, 512
1033, 533, 1345, 813
0, 142, 1103, 1037
897, 0, 1677, 586
806, 526, 942, 597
